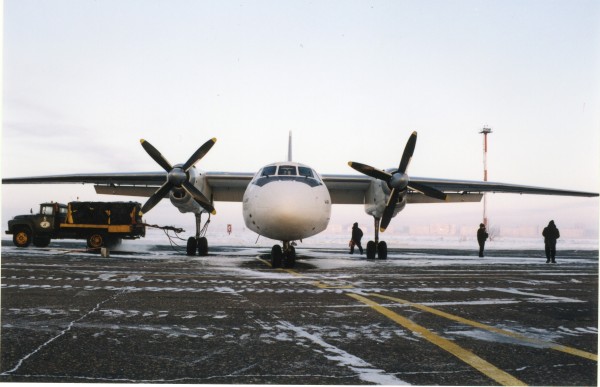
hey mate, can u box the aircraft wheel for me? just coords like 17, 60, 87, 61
13, 228, 32, 248
366, 241, 377, 259
198, 237, 209, 256
271, 245, 283, 268
87, 233, 105, 249
33, 236, 51, 248
284, 246, 296, 268
186, 237, 197, 256
377, 241, 388, 260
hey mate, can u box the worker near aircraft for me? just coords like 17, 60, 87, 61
542, 220, 560, 263
350, 222, 364, 255
477, 223, 489, 257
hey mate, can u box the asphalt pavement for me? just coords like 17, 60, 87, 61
1, 241, 597, 385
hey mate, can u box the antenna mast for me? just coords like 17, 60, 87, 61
287, 131, 292, 162
479, 126, 492, 226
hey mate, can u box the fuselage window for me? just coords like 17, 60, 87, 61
298, 166, 314, 178
261, 166, 277, 176
277, 165, 297, 176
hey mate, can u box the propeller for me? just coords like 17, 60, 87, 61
348, 131, 447, 232
139, 138, 217, 215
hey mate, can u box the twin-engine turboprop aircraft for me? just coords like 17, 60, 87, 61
3, 132, 598, 267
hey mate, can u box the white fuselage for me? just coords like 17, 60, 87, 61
242, 162, 331, 241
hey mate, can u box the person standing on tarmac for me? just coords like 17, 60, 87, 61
542, 220, 560, 263
477, 223, 489, 257
350, 222, 364, 255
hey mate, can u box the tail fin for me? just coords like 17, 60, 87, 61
287, 131, 293, 162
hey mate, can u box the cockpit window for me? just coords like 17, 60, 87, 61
261, 166, 277, 176
277, 165, 297, 176
298, 166, 314, 178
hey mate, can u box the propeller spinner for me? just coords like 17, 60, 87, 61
349, 131, 447, 232
139, 138, 217, 215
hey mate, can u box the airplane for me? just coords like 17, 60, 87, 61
2, 131, 598, 267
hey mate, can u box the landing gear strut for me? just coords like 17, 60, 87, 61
366, 217, 387, 260
271, 241, 296, 268
186, 213, 210, 256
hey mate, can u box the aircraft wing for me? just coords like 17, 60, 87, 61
3, 172, 597, 205
204, 172, 254, 202
2, 171, 256, 202
322, 174, 598, 205
409, 177, 599, 197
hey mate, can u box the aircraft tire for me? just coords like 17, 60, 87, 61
198, 237, 208, 256
13, 228, 32, 248
377, 241, 387, 260
186, 237, 197, 256
366, 241, 377, 259
271, 245, 283, 268
284, 246, 296, 268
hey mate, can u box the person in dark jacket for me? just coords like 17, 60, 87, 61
542, 220, 560, 263
477, 223, 489, 257
350, 222, 363, 254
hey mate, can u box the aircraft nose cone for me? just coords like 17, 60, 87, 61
244, 180, 331, 241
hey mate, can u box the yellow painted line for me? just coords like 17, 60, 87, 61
255, 257, 304, 277
282, 268, 305, 277
313, 281, 354, 289
254, 254, 595, 369
255, 257, 272, 267
371, 293, 598, 362
348, 293, 527, 386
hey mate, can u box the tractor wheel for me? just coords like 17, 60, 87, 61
87, 233, 105, 249
13, 228, 32, 248
33, 236, 51, 248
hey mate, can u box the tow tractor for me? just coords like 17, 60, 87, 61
6, 201, 145, 248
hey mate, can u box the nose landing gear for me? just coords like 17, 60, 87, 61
271, 241, 296, 268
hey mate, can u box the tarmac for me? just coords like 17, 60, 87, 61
0, 240, 597, 385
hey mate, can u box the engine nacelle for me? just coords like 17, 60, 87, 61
168, 168, 213, 215
364, 180, 407, 220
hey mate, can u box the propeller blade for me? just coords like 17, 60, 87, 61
183, 181, 216, 215
348, 162, 392, 182
349, 131, 421, 232
141, 182, 173, 214
380, 188, 400, 232
409, 182, 447, 201
398, 131, 417, 173
140, 139, 173, 172
182, 138, 217, 171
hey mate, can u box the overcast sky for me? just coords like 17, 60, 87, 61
2, 0, 599, 240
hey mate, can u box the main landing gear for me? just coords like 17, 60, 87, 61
186, 213, 210, 256
366, 217, 387, 260
271, 241, 296, 268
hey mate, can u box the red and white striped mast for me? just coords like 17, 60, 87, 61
479, 126, 492, 226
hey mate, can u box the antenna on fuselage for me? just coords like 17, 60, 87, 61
287, 130, 293, 162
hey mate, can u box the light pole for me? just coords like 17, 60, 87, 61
479, 126, 492, 227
